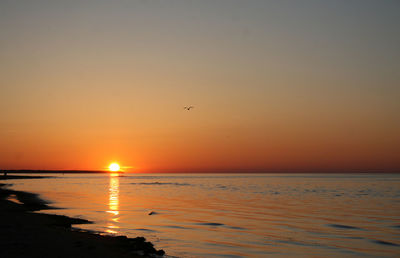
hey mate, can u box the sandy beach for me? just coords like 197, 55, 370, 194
0, 176, 165, 258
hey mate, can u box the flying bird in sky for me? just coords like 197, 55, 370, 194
184, 106, 194, 110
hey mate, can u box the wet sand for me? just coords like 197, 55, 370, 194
0, 176, 165, 258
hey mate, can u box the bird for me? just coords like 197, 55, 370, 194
184, 106, 194, 110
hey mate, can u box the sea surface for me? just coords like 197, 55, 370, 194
6, 173, 400, 257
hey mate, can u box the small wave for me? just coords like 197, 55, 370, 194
163, 225, 190, 229
196, 222, 224, 226
135, 228, 158, 232
371, 240, 399, 246
276, 239, 317, 247
131, 182, 191, 186
328, 224, 362, 230
345, 236, 364, 240
228, 226, 246, 230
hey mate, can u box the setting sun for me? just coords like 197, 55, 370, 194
108, 163, 120, 172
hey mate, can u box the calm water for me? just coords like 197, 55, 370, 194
6, 173, 400, 257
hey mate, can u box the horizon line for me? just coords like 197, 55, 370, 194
1, 169, 399, 174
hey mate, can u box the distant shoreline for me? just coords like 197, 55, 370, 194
1, 170, 109, 174
0, 175, 52, 179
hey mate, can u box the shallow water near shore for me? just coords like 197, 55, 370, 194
6, 173, 400, 257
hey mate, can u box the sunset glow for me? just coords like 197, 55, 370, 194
108, 163, 120, 172
0, 1, 398, 173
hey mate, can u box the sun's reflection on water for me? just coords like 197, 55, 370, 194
106, 173, 120, 233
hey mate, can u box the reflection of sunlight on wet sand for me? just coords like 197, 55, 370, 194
106, 173, 120, 234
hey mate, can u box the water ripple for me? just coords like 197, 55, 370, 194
328, 224, 363, 230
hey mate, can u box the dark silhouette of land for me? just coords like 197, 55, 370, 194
2, 170, 108, 174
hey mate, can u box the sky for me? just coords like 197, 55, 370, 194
0, 0, 399, 172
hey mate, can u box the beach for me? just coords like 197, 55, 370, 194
0, 176, 165, 258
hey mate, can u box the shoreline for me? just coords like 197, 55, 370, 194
0, 176, 165, 257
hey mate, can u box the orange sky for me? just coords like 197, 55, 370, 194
0, 1, 399, 172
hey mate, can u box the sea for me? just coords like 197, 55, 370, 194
5, 173, 400, 257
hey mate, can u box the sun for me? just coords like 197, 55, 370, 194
108, 163, 120, 172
